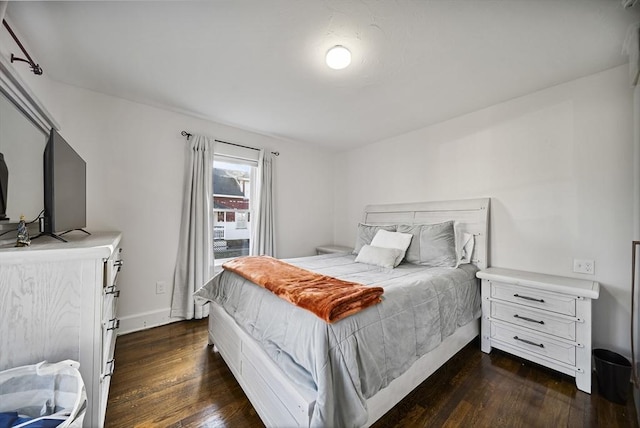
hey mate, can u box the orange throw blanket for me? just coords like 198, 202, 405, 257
222, 256, 384, 323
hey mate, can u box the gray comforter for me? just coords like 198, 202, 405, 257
194, 253, 481, 427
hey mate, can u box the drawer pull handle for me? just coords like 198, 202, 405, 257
104, 359, 115, 377
513, 293, 545, 303
106, 287, 120, 297
513, 336, 544, 348
514, 314, 545, 325
107, 319, 120, 331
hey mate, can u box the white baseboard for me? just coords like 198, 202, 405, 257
117, 308, 181, 335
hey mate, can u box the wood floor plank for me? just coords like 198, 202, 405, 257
105, 320, 638, 427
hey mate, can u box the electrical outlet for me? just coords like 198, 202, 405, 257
156, 281, 167, 294
573, 259, 595, 275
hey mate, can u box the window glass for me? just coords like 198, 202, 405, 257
213, 157, 255, 260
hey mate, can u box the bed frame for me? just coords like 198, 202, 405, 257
208, 198, 490, 427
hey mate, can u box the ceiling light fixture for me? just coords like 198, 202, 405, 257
326, 45, 351, 70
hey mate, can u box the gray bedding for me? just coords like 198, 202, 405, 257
194, 253, 481, 427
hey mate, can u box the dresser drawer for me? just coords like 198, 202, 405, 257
491, 301, 576, 341
99, 368, 113, 428
102, 326, 117, 371
102, 317, 119, 369
490, 281, 576, 316
491, 323, 576, 366
104, 247, 123, 288
103, 285, 119, 321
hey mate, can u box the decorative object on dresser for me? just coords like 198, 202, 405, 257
315, 244, 353, 255
477, 267, 599, 393
0, 232, 123, 428
15, 214, 30, 247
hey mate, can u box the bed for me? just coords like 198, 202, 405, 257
195, 198, 490, 427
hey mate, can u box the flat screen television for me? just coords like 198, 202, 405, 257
42, 129, 87, 240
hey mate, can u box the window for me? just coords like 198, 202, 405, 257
213, 157, 256, 260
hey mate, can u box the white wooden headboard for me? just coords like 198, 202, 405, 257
361, 198, 491, 270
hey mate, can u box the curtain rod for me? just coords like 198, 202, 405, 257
2, 19, 42, 75
181, 131, 279, 156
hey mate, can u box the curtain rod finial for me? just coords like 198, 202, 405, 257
181, 131, 192, 140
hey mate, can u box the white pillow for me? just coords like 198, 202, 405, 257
355, 244, 404, 269
371, 229, 412, 251
456, 232, 475, 265
369, 229, 413, 267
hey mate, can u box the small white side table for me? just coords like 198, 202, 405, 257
477, 267, 599, 393
316, 244, 353, 255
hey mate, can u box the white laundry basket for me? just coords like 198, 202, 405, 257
0, 360, 86, 428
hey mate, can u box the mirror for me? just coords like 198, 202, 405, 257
0, 89, 47, 223
0, 53, 58, 236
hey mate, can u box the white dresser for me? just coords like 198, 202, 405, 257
477, 267, 599, 393
0, 232, 123, 427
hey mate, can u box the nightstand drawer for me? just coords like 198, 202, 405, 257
491, 323, 576, 366
491, 301, 576, 341
490, 281, 576, 316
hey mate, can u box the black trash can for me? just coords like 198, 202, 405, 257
593, 348, 632, 404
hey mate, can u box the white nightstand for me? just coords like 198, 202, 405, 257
477, 267, 599, 393
316, 244, 353, 255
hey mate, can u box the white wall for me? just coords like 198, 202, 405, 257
334, 65, 635, 355
3, 70, 336, 333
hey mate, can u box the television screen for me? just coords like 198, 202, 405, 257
43, 129, 86, 235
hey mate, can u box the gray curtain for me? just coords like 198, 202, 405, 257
251, 150, 276, 256
171, 134, 214, 320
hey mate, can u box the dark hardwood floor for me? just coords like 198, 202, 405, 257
105, 319, 638, 427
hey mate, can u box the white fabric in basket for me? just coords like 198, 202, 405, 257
0, 360, 86, 428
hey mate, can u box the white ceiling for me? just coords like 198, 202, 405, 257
5, 1, 640, 151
